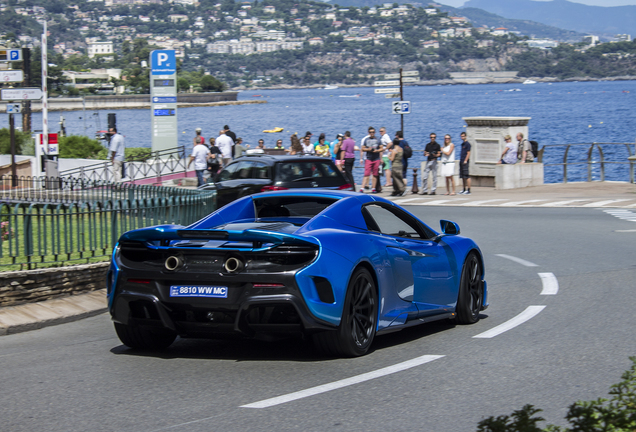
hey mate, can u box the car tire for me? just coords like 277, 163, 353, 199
456, 252, 483, 324
114, 322, 177, 350
313, 268, 378, 357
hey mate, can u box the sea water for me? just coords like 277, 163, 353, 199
3, 80, 635, 184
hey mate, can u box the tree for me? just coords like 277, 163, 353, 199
0, 128, 33, 156
58, 136, 105, 159
200, 75, 225, 92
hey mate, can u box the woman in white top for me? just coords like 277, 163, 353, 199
441, 134, 456, 195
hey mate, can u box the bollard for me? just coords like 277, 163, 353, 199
411, 168, 419, 194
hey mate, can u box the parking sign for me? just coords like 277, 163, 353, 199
392, 101, 411, 115
151, 50, 176, 75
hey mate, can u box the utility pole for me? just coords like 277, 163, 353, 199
10, 112, 17, 186
22, 48, 31, 132
399, 68, 404, 134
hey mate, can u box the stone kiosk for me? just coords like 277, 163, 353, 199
463, 116, 543, 189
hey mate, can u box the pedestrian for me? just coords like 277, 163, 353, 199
420, 132, 441, 195
360, 126, 384, 193
274, 139, 284, 150
234, 137, 249, 157
397, 131, 409, 186
332, 133, 345, 171
108, 126, 125, 183
516, 132, 534, 163
314, 133, 330, 157
188, 136, 211, 187
498, 135, 517, 164
224, 125, 237, 143
257, 139, 265, 150
207, 137, 221, 177
216, 129, 234, 167
389, 137, 406, 196
459, 131, 472, 195
341, 131, 356, 188
379, 126, 393, 188
301, 135, 315, 154
289, 133, 303, 155
193, 127, 205, 147
441, 134, 456, 195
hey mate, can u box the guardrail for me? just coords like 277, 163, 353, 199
59, 145, 187, 184
536, 143, 635, 183
0, 176, 216, 270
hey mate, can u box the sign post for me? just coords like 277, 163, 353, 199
375, 69, 419, 135
150, 50, 178, 153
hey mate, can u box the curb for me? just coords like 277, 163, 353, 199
0, 289, 107, 336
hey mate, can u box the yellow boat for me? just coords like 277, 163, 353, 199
262, 127, 284, 133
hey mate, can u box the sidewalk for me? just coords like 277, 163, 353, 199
1, 181, 634, 337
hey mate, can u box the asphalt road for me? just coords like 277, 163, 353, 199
1, 206, 635, 432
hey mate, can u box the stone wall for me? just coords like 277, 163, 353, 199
495, 163, 544, 190
0, 262, 109, 307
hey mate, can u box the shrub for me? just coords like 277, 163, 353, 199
477, 357, 636, 432
59, 135, 105, 159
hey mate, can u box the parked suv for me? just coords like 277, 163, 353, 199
199, 154, 352, 208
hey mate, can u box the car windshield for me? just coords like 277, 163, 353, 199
253, 196, 340, 219
274, 160, 340, 183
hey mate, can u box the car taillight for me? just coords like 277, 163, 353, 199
338, 183, 353, 190
261, 186, 289, 192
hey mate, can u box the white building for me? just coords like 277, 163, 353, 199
87, 41, 114, 58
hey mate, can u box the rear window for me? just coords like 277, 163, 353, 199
254, 196, 339, 218
274, 160, 341, 183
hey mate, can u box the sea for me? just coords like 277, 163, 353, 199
3, 80, 635, 184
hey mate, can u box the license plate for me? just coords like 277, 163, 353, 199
169, 285, 228, 298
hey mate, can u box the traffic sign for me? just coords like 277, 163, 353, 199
374, 80, 399, 86
392, 101, 411, 115
151, 50, 176, 75
384, 73, 400, 79
1, 88, 43, 100
6, 103, 21, 113
385, 93, 400, 98
402, 76, 419, 83
0, 49, 22, 62
0, 70, 24, 83
374, 88, 400, 94
402, 70, 419, 77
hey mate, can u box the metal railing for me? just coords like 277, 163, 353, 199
0, 176, 216, 270
59, 145, 187, 184
536, 143, 635, 183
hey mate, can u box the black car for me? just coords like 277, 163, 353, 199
199, 154, 352, 208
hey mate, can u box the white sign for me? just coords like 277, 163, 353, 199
375, 88, 400, 94
0, 70, 24, 83
384, 73, 400, 79
392, 101, 411, 115
402, 76, 419, 82
374, 80, 400, 87
385, 93, 400, 98
6, 103, 21, 113
402, 70, 419, 77
47, 144, 59, 155
1, 88, 43, 100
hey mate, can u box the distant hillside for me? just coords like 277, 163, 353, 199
438, 5, 585, 42
462, 0, 636, 37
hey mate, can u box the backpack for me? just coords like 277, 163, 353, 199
402, 143, 413, 159
517, 139, 534, 162
529, 140, 539, 160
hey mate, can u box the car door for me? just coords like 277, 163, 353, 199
362, 203, 456, 315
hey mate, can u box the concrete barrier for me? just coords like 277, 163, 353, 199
495, 163, 544, 190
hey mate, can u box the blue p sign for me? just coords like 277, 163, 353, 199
151, 50, 176, 75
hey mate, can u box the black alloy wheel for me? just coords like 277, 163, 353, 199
313, 267, 378, 357
456, 252, 483, 324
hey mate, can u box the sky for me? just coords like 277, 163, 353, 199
441, 0, 636, 6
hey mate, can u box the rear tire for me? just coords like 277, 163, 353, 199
114, 322, 177, 350
313, 268, 378, 357
456, 252, 483, 324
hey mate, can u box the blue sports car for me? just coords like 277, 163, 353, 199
107, 190, 488, 357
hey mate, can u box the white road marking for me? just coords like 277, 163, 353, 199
495, 254, 538, 267
394, 198, 421, 204
615, 229, 636, 232
460, 199, 507, 206
538, 272, 559, 295
499, 199, 546, 206
473, 306, 546, 339
539, 199, 588, 207
582, 199, 631, 207
603, 209, 636, 221
241, 354, 445, 409
410, 199, 466, 205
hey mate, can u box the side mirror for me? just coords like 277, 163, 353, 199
440, 220, 460, 235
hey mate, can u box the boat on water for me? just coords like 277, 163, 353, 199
323, 85, 339, 90
339, 94, 362, 98
523, 79, 537, 85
